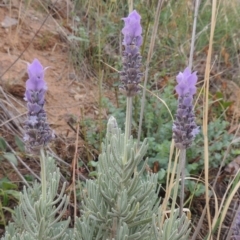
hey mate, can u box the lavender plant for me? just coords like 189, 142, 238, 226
75, 116, 160, 239
172, 67, 199, 216
75, 10, 192, 240
2, 59, 71, 240
120, 10, 143, 165
2, 154, 72, 240
152, 208, 191, 240
74, 11, 161, 239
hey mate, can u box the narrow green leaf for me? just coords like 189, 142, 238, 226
88, 171, 98, 177
0, 189, 9, 206
88, 161, 98, 167
5, 190, 20, 200
3, 153, 18, 166
68, 35, 89, 42
14, 135, 25, 152
1, 181, 18, 190
0, 137, 7, 151
2, 206, 15, 214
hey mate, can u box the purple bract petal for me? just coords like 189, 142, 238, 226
122, 10, 142, 47
24, 90, 32, 102
26, 59, 47, 92
27, 103, 42, 114
175, 67, 197, 96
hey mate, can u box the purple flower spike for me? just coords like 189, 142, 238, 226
173, 67, 199, 149
122, 10, 142, 47
24, 59, 54, 153
120, 10, 143, 97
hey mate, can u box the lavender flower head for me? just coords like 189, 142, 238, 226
120, 10, 143, 97
173, 67, 199, 149
24, 59, 54, 152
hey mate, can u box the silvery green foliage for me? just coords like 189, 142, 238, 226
152, 208, 191, 240
2, 156, 72, 240
75, 116, 160, 239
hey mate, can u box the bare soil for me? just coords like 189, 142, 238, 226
0, 1, 105, 234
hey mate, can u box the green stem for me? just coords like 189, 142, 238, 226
123, 96, 132, 165
179, 148, 186, 217
40, 148, 47, 201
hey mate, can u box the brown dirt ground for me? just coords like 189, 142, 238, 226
0, 1, 111, 234
0, 4, 101, 136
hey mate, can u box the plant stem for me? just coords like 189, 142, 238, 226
123, 96, 132, 165
111, 217, 117, 238
171, 153, 181, 210
179, 148, 186, 217
40, 148, 47, 201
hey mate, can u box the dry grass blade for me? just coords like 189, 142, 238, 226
137, 0, 164, 146
5, 141, 40, 181
202, 0, 218, 239
216, 171, 240, 239
72, 118, 80, 223
0, 87, 25, 136
189, 0, 201, 70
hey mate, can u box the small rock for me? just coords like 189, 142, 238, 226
74, 94, 83, 101
1, 16, 18, 28
69, 72, 76, 80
